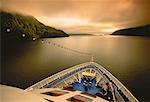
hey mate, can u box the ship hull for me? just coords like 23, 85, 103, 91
26, 62, 138, 102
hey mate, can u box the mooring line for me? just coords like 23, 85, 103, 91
41, 39, 92, 56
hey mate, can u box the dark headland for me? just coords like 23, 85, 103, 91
1, 11, 69, 43
1, 11, 69, 62
111, 25, 150, 36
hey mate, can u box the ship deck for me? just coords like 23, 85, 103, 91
26, 61, 138, 102
30, 88, 108, 102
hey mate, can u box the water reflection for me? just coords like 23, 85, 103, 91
2, 35, 150, 101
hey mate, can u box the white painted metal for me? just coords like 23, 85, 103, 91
26, 62, 138, 102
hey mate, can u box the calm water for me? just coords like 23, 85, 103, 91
2, 35, 150, 101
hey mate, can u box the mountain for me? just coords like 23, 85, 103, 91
112, 25, 150, 36
69, 34, 94, 36
1, 11, 69, 42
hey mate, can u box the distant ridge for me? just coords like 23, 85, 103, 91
1, 11, 69, 42
112, 25, 150, 36
69, 34, 94, 36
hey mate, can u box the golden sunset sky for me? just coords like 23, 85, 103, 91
1, 0, 150, 34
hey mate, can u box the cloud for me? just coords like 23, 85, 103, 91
1, 0, 150, 34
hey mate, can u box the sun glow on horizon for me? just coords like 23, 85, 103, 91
35, 16, 89, 28
35, 16, 119, 35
